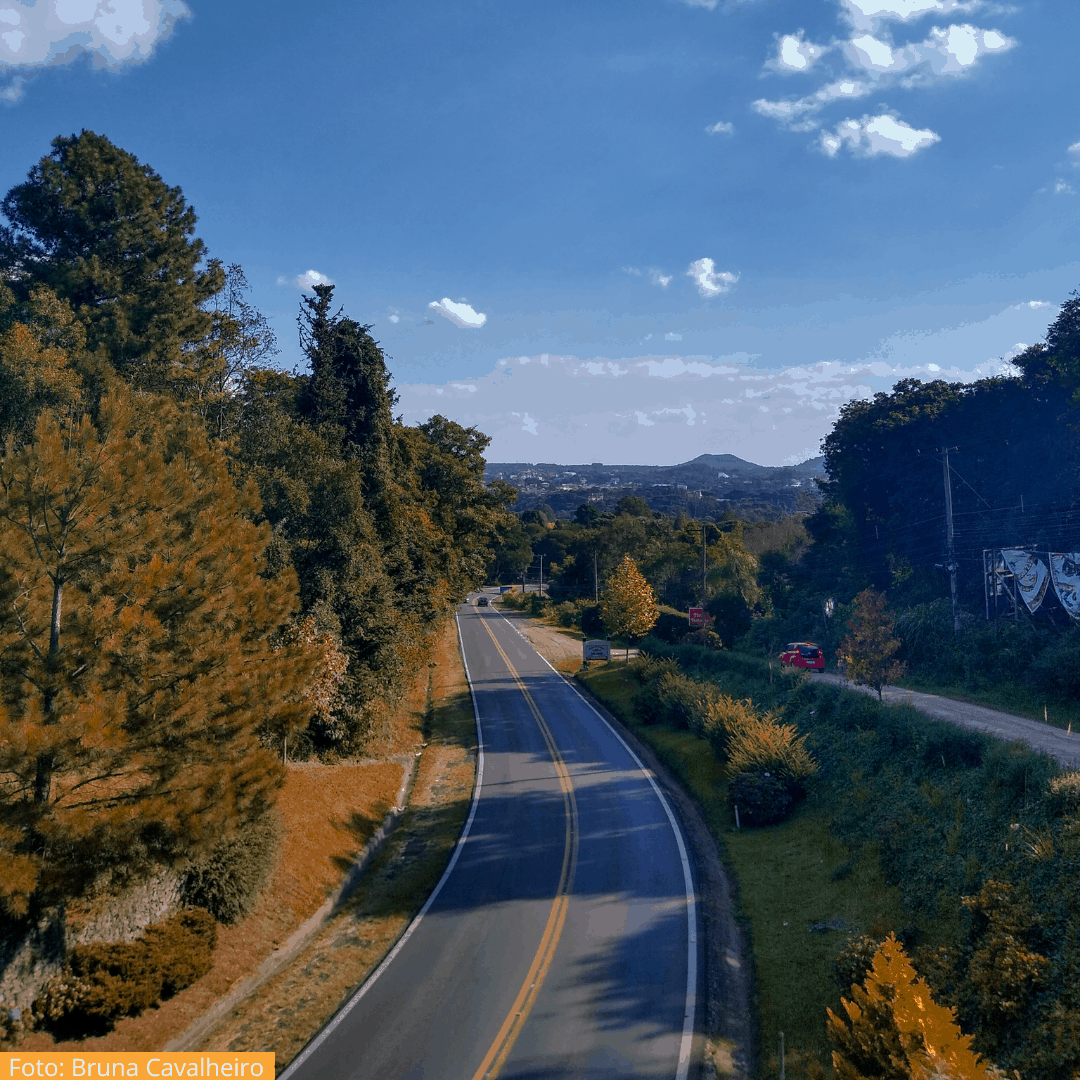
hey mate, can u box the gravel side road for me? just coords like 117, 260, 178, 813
817, 673, 1080, 770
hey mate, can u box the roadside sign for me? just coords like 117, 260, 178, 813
583, 639, 611, 661
689, 607, 704, 628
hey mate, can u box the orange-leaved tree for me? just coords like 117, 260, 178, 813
836, 588, 905, 699
601, 554, 659, 660
828, 934, 1005, 1080
0, 392, 315, 916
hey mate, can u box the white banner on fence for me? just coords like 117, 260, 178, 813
1050, 553, 1080, 620
1001, 549, 1050, 613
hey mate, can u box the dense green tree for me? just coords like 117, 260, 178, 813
574, 502, 600, 526
236, 367, 399, 745
487, 513, 534, 585
0, 131, 224, 391
817, 370, 1080, 611
407, 414, 516, 599
1011, 290, 1080, 403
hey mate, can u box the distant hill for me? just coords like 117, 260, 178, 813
484, 455, 825, 521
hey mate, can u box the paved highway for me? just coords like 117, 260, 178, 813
281, 600, 699, 1080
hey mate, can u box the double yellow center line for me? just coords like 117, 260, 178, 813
469, 612, 580, 1080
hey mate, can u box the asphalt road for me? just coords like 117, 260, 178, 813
818, 672, 1080, 769
281, 601, 699, 1080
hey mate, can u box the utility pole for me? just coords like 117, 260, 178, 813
941, 446, 960, 636
538, 554, 544, 598
593, 552, 599, 604
701, 523, 707, 609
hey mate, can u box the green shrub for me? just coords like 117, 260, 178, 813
35, 908, 217, 1036
551, 597, 592, 629
832, 934, 883, 992
681, 628, 723, 649
1045, 770, 1080, 814
725, 710, 817, 785
1027, 628, 1080, 700
651, 610, 690, 644
181, 814, 280, 924
728, 770, 795, 826
498, 590, 530, 610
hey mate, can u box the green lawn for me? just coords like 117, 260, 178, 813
578, 662, 915, 1080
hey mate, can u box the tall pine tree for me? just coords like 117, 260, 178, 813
0, 130, 224, 392
0, 392, 314, 916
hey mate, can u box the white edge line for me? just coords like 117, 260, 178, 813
279, 610, 486, 1080
493, 607, 698, 1080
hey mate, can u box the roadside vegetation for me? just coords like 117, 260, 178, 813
576, 640, 1078, 1080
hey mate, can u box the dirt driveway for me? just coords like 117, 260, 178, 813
818, 672, 1080, 769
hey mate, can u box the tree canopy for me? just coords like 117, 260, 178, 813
601, 555, 659, 653
0, 393, 313, 916
0, 130, 224, 392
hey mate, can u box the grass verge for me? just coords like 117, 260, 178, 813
579, 660, 922, 1080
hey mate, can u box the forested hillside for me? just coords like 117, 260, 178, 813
0, 130, 513, 922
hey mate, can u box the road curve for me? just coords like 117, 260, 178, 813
280, 601, 699, 1080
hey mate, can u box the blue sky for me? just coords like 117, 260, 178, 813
2, 0, 1078, 465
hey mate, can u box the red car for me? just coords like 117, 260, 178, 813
780, 642, 825, 671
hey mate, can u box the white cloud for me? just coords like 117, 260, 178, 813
0, 0, 189, 102
705, 119, 734, 134
510, 411, 538, 435
395, 346, 1022, 467
766, 30, 830, 74
819, 113, 940, 158
687, 257, 739, 297
1055, 180, 1076, 196
755, 24, 1010, 132
888, 24, 1015, 84
665, 332, 683, 341
1070, 142, 1080, 167
622, 265, 643, 276
389, 314, 400, 323
650, 269, 673, 288
753, 78, 872, 129
277, 269, 335, 291
754, 0, 1012, 151
839, 0, 990, 33
428, 297, 487, 329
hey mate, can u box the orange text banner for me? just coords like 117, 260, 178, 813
1, 1055, 274, 1079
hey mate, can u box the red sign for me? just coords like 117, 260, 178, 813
688, 607, 704, 628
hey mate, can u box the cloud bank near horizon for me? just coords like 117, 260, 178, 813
396, 348, 1020, 467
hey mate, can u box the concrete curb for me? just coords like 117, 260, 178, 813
165, 755, 419, 1052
